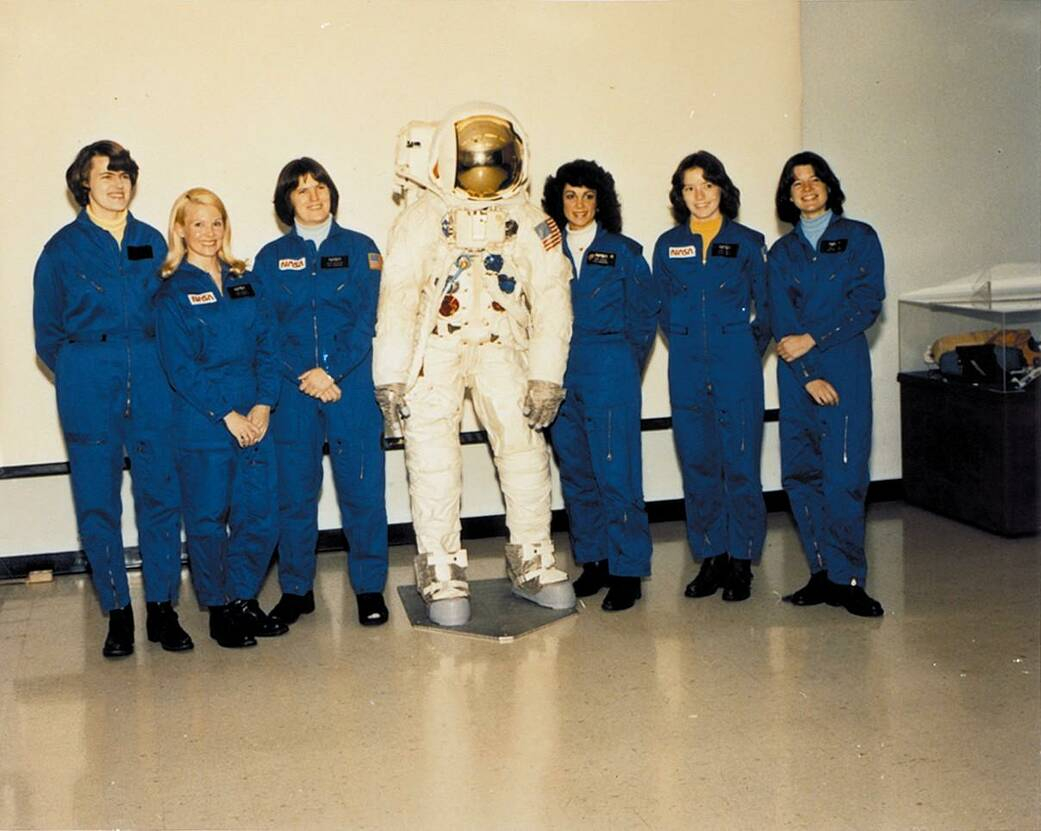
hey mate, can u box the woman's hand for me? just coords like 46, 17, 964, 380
246, 404, 271, 442
777, 333, 815, 362
805, 379, 839, 406
298, 367, 335, 398
317, 383, 342, 404
223, 411, 262, 446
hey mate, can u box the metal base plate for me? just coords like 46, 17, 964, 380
396, 578, 577, 641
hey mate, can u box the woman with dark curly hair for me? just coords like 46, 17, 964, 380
541, 159, 659, 611
652, 151, 771, 603
768, 151, 884, 617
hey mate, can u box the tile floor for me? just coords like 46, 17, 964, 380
0, 502, 1038, 831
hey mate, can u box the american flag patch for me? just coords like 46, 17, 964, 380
535, 217, 562, 251
368, 252, 383, 270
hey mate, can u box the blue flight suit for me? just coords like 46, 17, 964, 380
33, 211, 182, 612
653, 219, 771, 562
549, 226, 658, 577
155, 263, 281, 607
252, 222, 388, 596
767, 215, 884, 585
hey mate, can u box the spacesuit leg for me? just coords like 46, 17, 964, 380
402, 340, 471, 625
671, 395, 728, 560
470, 344, 574, 610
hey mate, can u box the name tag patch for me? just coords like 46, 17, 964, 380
821, 239, 848, 254
368, 252, 383, 270
586, 251, 616, 267
279, 258, 306, 270
711, 243, 739, 258
188, 291, 217, 305
127, 245, 154, 261
669, 245, 696, 259
227, 283, 256, 299
321, 255, 348, 269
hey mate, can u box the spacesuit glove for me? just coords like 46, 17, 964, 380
523, 380, 566, 430
375, 383, 411, 437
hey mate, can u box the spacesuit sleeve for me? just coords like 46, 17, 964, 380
327, 239, 381, 383
623, 243, 660, 367
806, 227, 885, 351
252, 279, 281, 408
32, 245, 65, 374
373, 204, 428, 386
155, 290, 234, 424
251, 246, 300, 386
767, 242, 822, 384
521, 216, 572, 384
651, 237, 673, 345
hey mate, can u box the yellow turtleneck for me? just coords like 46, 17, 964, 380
689, 215, 723, 263
86, 203, 129, 246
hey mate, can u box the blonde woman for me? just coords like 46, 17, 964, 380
155, 188, 285, 648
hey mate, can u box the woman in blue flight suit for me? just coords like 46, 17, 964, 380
156, 188, 287, 648
252, 158, 389, 627
769, 151, 884, 617
542, 160, 659, 611
652, 151, 771, 602
33, 140, 190, 658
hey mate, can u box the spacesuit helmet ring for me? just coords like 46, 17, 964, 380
453, 115, 524, 199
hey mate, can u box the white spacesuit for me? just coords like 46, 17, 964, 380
373, 102, 576, 626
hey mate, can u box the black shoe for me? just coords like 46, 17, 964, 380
230, 598, 289, 637
268, 590, 316, 626
782, 570, 830, 606
208, 604, 257, 649
827, 583, 885, 618
722, 558, 753, 602
685, 553, 730, 598
573, 559, 609, 597
357, 592, 389, 626
602, 576, 642, 612
145, 602, 194, 652
102, 602, 135, 658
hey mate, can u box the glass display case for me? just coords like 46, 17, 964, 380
897, 264, 1040, 536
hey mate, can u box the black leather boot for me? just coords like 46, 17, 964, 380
230, 598, 289, 637
146, 602, 194, 651
103, 602, 135, 658
782, 570, 830, 606
269, 590, 315, 626
208, 604, 257, 649
573, 559, 609, 597
357, 592, 389, 626
827, 583, 885, 617
601, 575, 642, 612
685, 553, 730, 598
721, 558, 753, 602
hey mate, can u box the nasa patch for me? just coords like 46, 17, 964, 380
279, 258, 306, 270
669, 245, 696, 259
188, 291, 217, 305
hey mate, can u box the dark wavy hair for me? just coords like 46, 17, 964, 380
775, 151, 846, 225
65, 140, 139, 207
273, 157, 340, 227
541, 159, 622, 234
668, 151, 740, 224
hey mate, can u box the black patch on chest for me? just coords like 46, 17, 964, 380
585, 250, 616, 267
127, 245, 154, 261
821, 239, 848, 254
710, 242, 739, 258
321, 255, 349, 269
227, 283, 256, 299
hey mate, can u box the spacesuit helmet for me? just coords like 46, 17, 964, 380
429, 102, 530, 203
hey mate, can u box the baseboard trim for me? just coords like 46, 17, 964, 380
0, 479, 904, 581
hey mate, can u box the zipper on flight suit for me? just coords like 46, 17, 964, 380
842, 415, 849, 464
311, 250, 321, 370
120, 240, 132, 418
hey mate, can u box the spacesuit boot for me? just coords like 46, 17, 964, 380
414, 548, 472, 626
505, 541, 576, 610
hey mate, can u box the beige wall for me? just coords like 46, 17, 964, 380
0, 0, 801, 557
